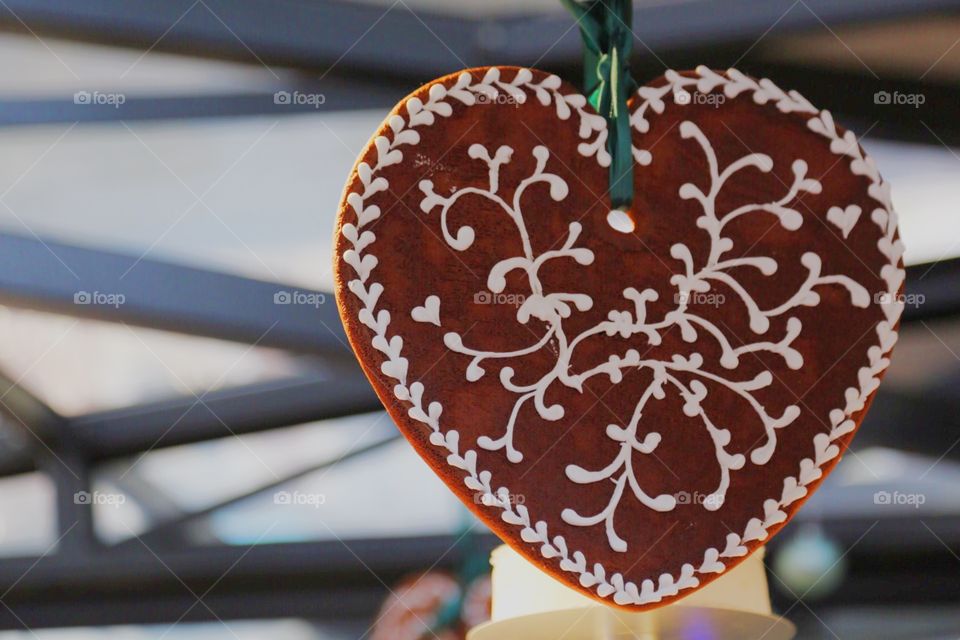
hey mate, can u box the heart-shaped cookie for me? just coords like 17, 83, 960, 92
333, 66, 903, 609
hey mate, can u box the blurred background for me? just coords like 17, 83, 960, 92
0, 0, 957, 638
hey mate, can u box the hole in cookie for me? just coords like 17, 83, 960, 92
607, 209, 635, 234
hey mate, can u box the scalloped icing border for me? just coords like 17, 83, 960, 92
337, 66, 904, 607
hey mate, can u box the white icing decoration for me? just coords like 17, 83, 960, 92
422, 143, 586, 463
561, 373, 676, 553
338, 66, 903, 606
468, 143, 512, 194
827, 204, 863, 239
411, 295, 441, 326
417, 121, 863, 552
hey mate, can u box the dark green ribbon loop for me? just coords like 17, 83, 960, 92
560, 0, 637, 211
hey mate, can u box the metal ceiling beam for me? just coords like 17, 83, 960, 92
0, 232, 350, 360
0, 371, 385, 478
0, 370, 98, 552
0, 77, 405, 127
2, 0, 957, 80
0, 369, 62, 476
68, 372, 382, 462
0, 534, 499, 630
0, 442, 32, 476
0, 0, 480, 77
0, 369, 64, 442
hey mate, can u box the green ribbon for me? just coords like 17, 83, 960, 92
560, 0, 637, 211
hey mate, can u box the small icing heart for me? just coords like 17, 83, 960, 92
411, 295, 441, 326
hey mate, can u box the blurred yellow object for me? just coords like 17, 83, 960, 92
467, 545, 795, 640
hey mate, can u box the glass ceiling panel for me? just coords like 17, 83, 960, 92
864, 138, 960, 266
209, 438, 466, 545
0, 471, 56, 557
92, 412, 462, 545
0, 111, 379, 292
0, 31, 294, 99
0, 306, 310, 416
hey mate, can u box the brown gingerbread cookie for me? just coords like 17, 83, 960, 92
333, 66, 904, 609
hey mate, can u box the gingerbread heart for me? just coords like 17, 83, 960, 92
333, 66, 903, 609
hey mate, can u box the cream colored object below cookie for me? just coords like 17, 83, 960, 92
467, 545, 795, 640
